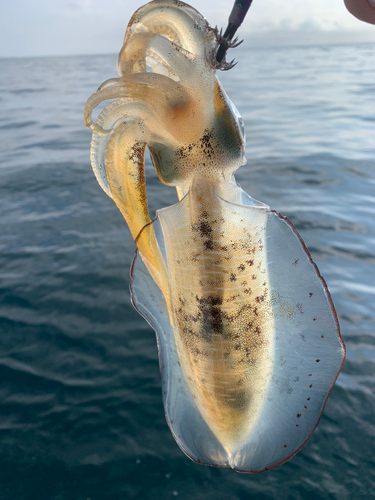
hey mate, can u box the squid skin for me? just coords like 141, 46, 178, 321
84, 0, 345, 473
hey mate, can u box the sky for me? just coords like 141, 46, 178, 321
1, 0, 375, 58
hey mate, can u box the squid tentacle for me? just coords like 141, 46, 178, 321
89, 99, 154, 195
119, 32, 196, 81
84, 73, 188, 130
121, 1, 215, 66
101, 118, 169, 297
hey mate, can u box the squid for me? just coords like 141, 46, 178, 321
84, 0, 345, 473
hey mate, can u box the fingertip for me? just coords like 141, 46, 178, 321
344, 0, 375, 25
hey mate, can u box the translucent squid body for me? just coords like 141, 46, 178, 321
84, 0, 345, 473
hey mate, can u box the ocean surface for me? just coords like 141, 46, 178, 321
0, 41, 374, 499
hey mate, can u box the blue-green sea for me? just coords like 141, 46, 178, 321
0, 41, 374, 499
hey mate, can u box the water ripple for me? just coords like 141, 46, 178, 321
0, 45, 374, 499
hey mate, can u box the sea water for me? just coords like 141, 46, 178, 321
0, 42, 374, 499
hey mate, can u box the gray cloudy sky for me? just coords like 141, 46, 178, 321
1, 0, 374, 58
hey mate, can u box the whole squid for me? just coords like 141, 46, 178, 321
84, 0, 345, 473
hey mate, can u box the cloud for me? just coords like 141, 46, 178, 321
67, 0, 92, 9
1, 0, 375, 58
